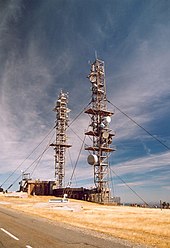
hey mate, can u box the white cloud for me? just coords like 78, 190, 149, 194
111, 151, 170, 177
106, 25, 170, 148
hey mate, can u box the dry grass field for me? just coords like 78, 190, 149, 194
0, 195, 169, 248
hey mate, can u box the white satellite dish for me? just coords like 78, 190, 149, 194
102, 131, 109, 139
104, 116, 111, 123
90, 75, 96, 82
87, 154, 98, 165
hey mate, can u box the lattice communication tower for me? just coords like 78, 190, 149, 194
50, 91, 71, 189
85, 58, 115, 203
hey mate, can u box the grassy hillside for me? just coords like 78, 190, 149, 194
0, 195, 169, 248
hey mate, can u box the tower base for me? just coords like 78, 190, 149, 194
53, 187, 121, 205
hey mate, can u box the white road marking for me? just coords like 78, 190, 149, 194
0, 228, 19, 241
26, 245, 33, 248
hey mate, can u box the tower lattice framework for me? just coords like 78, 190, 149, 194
51, 91, 71, 189
85, 58, 115, 203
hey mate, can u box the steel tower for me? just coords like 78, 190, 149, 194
50, 91, 71, 189
85, 58, 115, 203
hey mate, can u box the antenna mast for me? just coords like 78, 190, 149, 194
85, 58, 115, 203
50, 91, 71, 189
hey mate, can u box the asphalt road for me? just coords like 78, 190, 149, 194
0, 206, 130, 248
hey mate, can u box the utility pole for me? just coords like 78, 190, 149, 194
85, 58, 115, 203
50, 91, 71, 189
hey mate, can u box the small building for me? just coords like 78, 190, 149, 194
21, 179, 55, 196
53, 187, 120, 205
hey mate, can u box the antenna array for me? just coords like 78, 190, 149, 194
50, 91, 71, 188
85, 58, 115, 203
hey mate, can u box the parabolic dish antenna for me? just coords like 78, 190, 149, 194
104, 116, 111, 123
87, 154, 98, 165
89, 75, 96, 82
102, 131, 109, 139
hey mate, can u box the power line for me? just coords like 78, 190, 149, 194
68, 149, 77, 186
30, 146, 50, 177
107, 99, 170, 151
108, 165, 115, 196
109, 166, 150, 207
30, 132, 55, 177
67, 135, 86, 187
1, 126, 55, 188
6, 144, 50, 191
106, 99, 170, 206
68, 101, 91, 128
68, 120, 92, 155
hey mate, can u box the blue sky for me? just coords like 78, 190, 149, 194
0, 0, 170, 203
